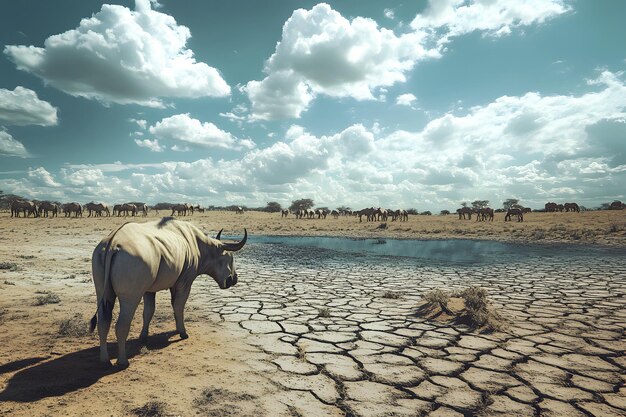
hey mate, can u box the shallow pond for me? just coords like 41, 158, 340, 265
232, 235, 625, 264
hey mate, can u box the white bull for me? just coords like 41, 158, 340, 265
90, 217, 247, 367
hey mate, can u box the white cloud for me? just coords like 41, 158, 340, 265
149, 113, 246, 150
245, 1, 569, 120
134, 138, 164, 152
28, 167, 60, 187
60, 168, 105, 186
0, 86, 58, 126
4, 0, 230, 107
411, 0, 570, 44
0, 130, 29, 157
396, 93, 417, 107
244, 3, 433, 120
130, 118, 148, 130
4, 71, 625, 209
384, 8, 395, 20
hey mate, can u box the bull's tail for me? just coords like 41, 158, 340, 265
90, 224, 127, 333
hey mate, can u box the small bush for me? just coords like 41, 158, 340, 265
3, 280, 15, 285
58, 314, 89, 337
131, 401, 166, 417
34, 292, 60, 306
318, 307, 331, 318
376, 222, 387, 229
0, 262, 19, 271
423, 289, 450, 311
460, 287, 503, 331
382, 291, 403, 299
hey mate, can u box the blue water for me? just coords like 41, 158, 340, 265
229, 235, 625, 264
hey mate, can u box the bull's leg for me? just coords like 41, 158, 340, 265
115, 297, 141, 367
170, 286, 191, 339
139, 292, 156, 343
97, 295, 117, 363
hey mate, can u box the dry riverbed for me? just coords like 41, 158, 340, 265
0, 212, 625, 416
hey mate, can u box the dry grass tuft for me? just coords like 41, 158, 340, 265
458, 287, 504, 331
420, 286, 503, 332
131, 401, 167, 417
0, 261, 20, 271
423, 288, 451, 314
58, 314, 89, 337
382, 291, 403, 299
34, 291, 60, 306
318, 307, 331, 318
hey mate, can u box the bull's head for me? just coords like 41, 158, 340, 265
210, 229, 247, 289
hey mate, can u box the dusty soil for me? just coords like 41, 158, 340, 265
0, 211, 625, 416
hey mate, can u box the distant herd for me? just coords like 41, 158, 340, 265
7, 199, 623, 222
8, 200, 199, 218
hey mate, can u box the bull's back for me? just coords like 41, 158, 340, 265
108, 221, 196, 296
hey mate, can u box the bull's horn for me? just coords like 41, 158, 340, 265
215, 229, 223, 240
222, 229, 247, 252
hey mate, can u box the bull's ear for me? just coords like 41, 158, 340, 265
215, 229, 223, 240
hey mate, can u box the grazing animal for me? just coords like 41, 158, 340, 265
544, 202, 558, 212
456, 207, 472, 220
522, 207, 532, 213
120, 203, 137, 217
170, 204, 187, 216
90, 218, 247, 367
281, 209, 289, 218
62, 202, 83, 217
331, 210, 339, 219
11, 200, 38, 217
131, 203, 148, 217
475, 207, 494, 222
85, 202, 111, 217
236, 207, 244, 214
564, 202, 580, 213
38, 201, 59, 217
504, 208, 524, 222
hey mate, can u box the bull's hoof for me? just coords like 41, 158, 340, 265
116, 359, 129, 369
179, 332, 189, 340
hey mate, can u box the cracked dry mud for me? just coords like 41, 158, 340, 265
193, 243, 626, 416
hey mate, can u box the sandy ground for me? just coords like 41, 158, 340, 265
0, 211, 625, 416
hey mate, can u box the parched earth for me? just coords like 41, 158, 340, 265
193, 243, 626, 416
0, 219, 625, 416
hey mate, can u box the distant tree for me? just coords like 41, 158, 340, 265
600, 203, 611, 210
471, 200, 489, 209
264, 201, 282, 212
440, 210, 450, 215
289, 198, 314, 212
461, 202, 468, 207
406, 208, 419, 215
420, 211, 432, 216
503, 199, 521, 210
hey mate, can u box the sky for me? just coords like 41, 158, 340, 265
0, 0, 625, 211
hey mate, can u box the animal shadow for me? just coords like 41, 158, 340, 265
0, 331, 180, 402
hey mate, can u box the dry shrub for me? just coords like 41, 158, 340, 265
194, 387, 254, 413
459, 287, 503, 331
0, 261, 19, 271
131, 401, 166, 417
423, 288, 451, 313
58, 314, 89, 337
382, 291, 403, 299
318, 307, 331, 318
34, 291, 60, 306
420, 287, 503, 332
